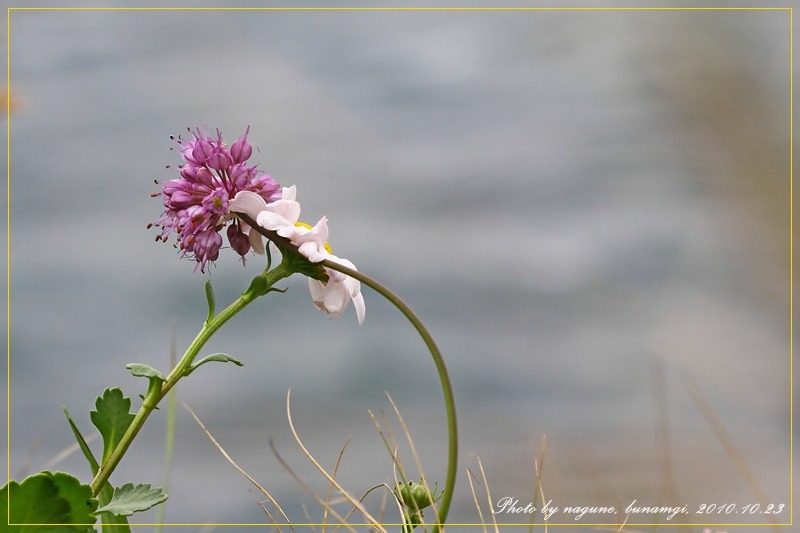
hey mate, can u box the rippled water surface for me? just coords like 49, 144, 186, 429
5, 3, 792, 529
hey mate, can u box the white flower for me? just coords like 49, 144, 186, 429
293, 216, 330, 263
308, 254, 366, 324
229, 186, 301, 254
230, 185, 365, 324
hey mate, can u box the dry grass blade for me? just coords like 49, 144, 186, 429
651, 358, 680, 509
369, 406, 422, 528
331, 483, 405, 533
527, 434, 547, 533
182, 402, 293, 532
300, 505, 315, 532
475, 455, 500, 533
465, 467, 488, 533
532, 448, 548, 533
268, 437, 365, 533
368, 409, 410, 486
322, 437, 350, 533
285, 390, 389, 533
41, 433, 100, 471
678, 370, 780, 531
375, 482, 391, 528
247, 490, 285, 532
16, 435, 42, 478
372, 405, 427, 530
385, 393, 439, 530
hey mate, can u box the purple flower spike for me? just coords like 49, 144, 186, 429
152, 126, 282, 272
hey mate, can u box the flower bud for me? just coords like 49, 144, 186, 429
227, 223, 251, 257
394, 481, 442, 510
193, 229, 223, 270
207, 148, 233, 171
230, 125, 253, 164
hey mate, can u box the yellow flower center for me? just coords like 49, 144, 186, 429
296, 221, 333, 254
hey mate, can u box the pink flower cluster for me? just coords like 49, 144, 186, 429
151, 127, 281, 272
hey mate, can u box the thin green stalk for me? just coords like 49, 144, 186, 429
90, 261, 294, 496
321, 258, 458, 533
235, 212, 459, 532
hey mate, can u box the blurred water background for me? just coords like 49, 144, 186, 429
3, 2, 793, 530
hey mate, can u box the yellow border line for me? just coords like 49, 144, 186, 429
789, 6, 794, 529
6, 8, 11, 520
2, 6, 796, 11
5, 5, 794, 529
6, 6, 10, 527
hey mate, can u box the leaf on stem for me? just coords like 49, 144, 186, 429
93, 483, 168, 517
0, 471, 97, 531
62, 409, 131, 530
205, 280, 216, 322
62, 407, 100, 474
185, 353, 244, 376
90, 388, 136, 464
126, 363, 166, 382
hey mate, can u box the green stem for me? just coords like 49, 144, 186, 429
234, 212, 458, 531
321, 258, 458, 533
90, 262, 294, 496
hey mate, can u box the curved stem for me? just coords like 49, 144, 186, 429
321, 258, 458, 533
235, 212, 458, 530
90, 262, 293, 496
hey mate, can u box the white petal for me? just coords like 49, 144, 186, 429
249, 228, 265, 255
266, 198, 301, 224
298, 242, 328, 263
257, 210, 295, 231
229, 191, 267, 218
308, 278, 326, 307
323, 282, 349, 315
352, 291, 366, 324
293, 217, 329, 259
281, 185, 297, 201
343, 276, 361, 298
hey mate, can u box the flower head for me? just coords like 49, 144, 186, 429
151, 127, 281, 272
230, 185, 365, 323
308, 254, 365, 325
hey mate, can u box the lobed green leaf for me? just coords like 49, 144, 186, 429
93, 482, 168, 517
90, 388, 136, 463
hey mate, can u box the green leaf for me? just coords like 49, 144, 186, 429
185, 353, 244, 376
90, 388, 135, 463
1, 471, 97, 531
63, 407, 100, 475
205, 280, 216, 322
126, 363, 166, 382
245, 274, 269, 297
94, 483, 168, 517
62, 409, 130, 531
126, 365, 165, 408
